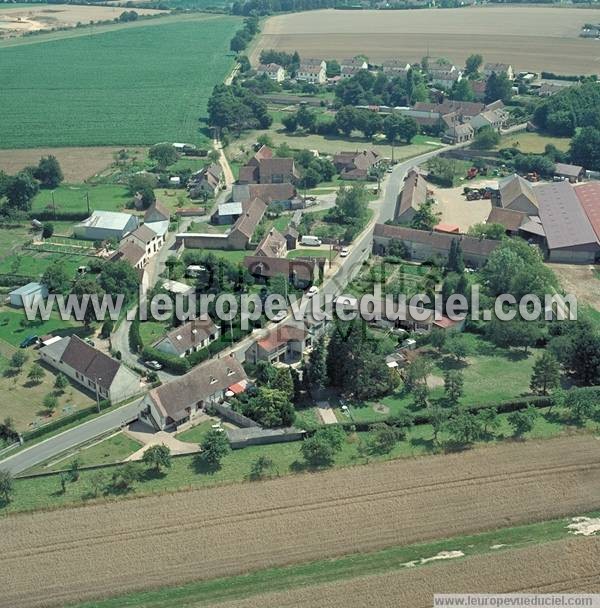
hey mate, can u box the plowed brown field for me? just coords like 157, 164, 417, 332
2, 435, 600, 608
210, 538, 600, 608
252, 7, 600, 74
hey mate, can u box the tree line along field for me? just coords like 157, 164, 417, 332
0, 15, 240, 148
253, 6, 600, 74
2, 435, 599, 607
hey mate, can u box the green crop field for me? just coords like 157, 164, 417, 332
31, 184, 130, 215
0, 15, 240, 148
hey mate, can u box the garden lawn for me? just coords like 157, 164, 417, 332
0, 305, 81, 347
175, 419, 216, 444
0, 348, 94, 433
31, 184, 130, 216
337, 334, 540, 423
139, 320, 169, 347
37, 432, 143, 473
3, 249, 90, 280
0, 226, 29, 262
0, 15, 239, 148
496, 132, 571, 154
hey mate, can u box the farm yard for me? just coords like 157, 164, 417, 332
252, 6, 600, 75
0, 15, 240, 148
2, 435, 600, 606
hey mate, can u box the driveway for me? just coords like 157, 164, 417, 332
123, 420, 201, 460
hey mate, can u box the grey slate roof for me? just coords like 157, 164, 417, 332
537, 181, 599, 250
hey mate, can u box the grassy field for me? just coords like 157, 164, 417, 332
253, 7, 600, 74
69, 513, 600, 608
2, 248, 90, 279
139, 320, 169, 346
497, 132, 571, 154
231, 128, 441, 160
0, 226, 30, 262
0, 15, 239, 148
32, 432, 142, 473
0, 305, 80, 347
338, 333, 540, 422
31, 183, 130, 215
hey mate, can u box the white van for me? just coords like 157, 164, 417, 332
300, 235, 322, 247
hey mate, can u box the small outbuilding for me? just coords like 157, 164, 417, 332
9, 282, 48, 308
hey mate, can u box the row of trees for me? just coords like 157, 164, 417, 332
230, 16, 259, 53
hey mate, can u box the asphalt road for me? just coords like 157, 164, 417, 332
0, 399, 142, 476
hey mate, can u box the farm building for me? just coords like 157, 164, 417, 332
254, 228, 287, 258
244, 255, 321, 288
245, 324, 307, 365
211, 201, 243, 226
394, 168, 429, 224
9, 282, 48, 307
74, 210, 139, 242
574, 182, 600, 241
470, 107, 509, 130
486, 207, 528, 236
537, 181, 600, 263
109, 241, 146, 270
177, 197, 267, 251
153, 317, 220, 358
188, 163, 224, 198
554, 163, 585, 183
373, 223, 500, 267
232, 183, 298, 208
143, 201, 170, 238
333, 149, 383, 180
493, 175, 539, 215
138, 355, 247, 430
39, 336, 140, 403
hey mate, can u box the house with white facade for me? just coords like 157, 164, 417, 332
256, 63, 286, 82
153, 317, 220, 358
138, 355, 247, 430
39, 336, 140, 403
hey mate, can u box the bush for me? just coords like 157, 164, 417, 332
141, 346, 190, 375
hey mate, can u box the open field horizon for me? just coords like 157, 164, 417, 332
2, 435, 600, 607
252, 6, 600, 74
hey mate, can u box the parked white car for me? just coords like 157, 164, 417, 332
306, 286, 319, 298
340, 247, 349, 257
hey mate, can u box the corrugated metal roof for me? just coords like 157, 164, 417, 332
538, 182, 599, 250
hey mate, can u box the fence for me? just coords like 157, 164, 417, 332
227, 426, 306, 449
212, 403, 259, 428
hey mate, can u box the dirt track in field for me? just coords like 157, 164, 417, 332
252, 7, 600, 74
2, 435, 600, 607
0, 147, 146, 182
213, 538, 600, 608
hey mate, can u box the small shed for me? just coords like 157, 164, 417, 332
9, 282, 48, 308
554, 163, 585, 183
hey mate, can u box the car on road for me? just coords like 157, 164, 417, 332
306, 286, 319, 298
272, 310, 287, 323
19, 335, 38, 348
340, 247, 349, 257
386, 167, 393, 173
144, 360, 163, 371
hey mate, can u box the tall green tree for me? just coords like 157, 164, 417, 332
530, 351, 560, 395
200, 428, 230, 468
444, 369, 464, 404
0, 470, 14, 504
33, 155, 63, 189
142, 444, 172, 473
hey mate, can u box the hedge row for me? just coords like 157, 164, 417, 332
301, 387, 600, 433
29, 210, 89, 222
